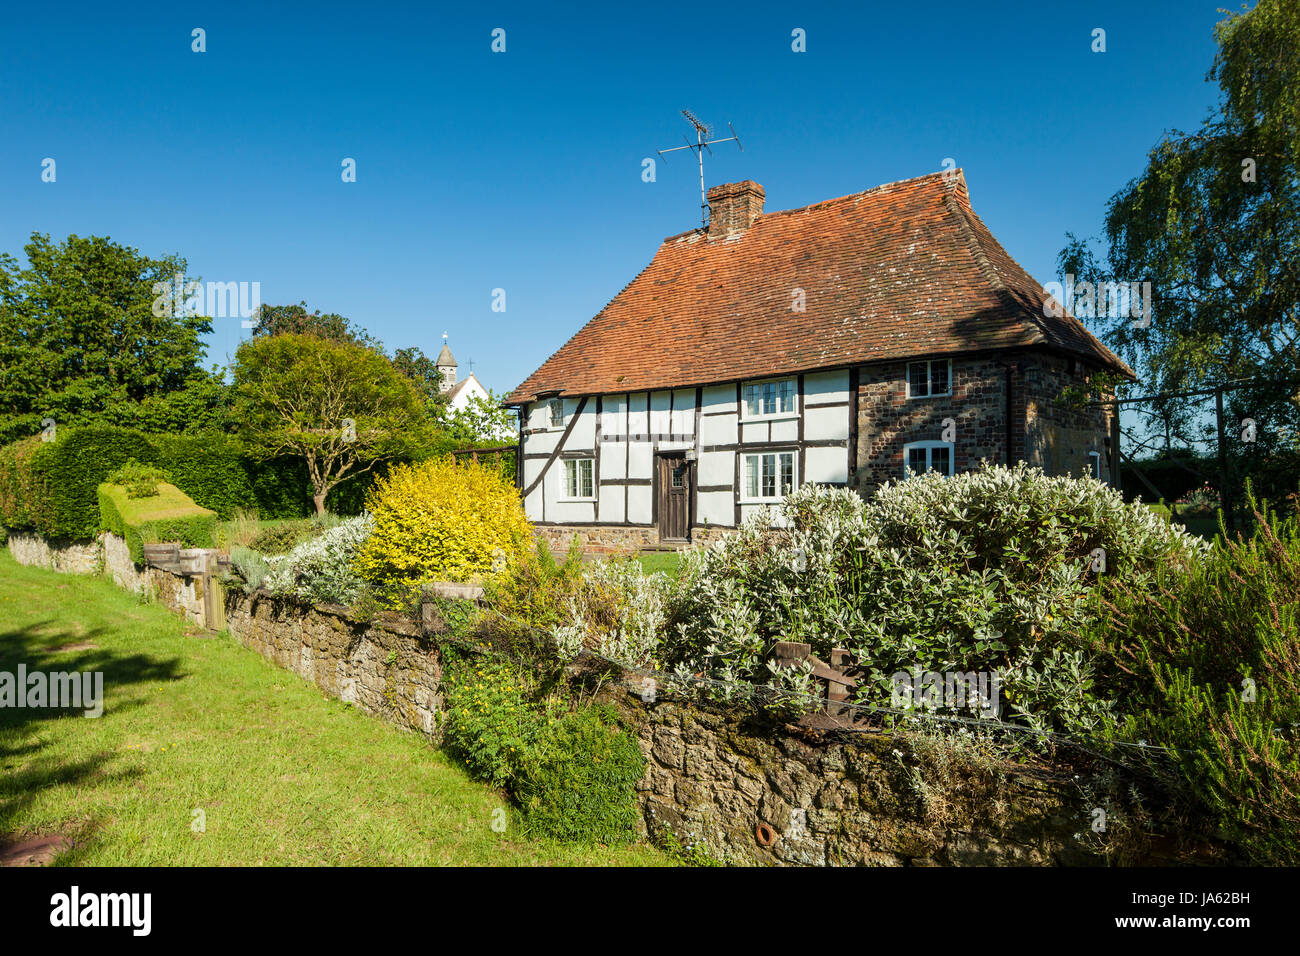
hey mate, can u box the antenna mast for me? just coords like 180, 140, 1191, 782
656, 109, 743, 228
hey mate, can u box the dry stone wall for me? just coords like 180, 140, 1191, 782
6, 532, 102, 575
224, 592, 444, 740
8, 531, 1214, 866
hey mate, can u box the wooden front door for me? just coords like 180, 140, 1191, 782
656, 453, 691, 542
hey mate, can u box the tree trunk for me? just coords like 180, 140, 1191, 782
312, 491, 327, 516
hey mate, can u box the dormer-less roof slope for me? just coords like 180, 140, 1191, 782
505, 170, 1133, 405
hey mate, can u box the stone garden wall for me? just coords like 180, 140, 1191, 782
8, 531, 1215, 866
224, 592, 444, 740
6, 532, 102, 575
221, 590, 1210, 866
604, 688, 1105, 865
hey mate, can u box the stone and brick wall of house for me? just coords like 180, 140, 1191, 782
852, 351, 1116, 492
1022, 355, 1116, 484
852, 355, 1013, 492
534, 523, 732, 556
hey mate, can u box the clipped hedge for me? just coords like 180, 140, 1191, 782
98, 481, 217, 564
149, 432, 313, 520
0, 426, 155, 539
0, 424, 417, 540
150, 432, 258, 518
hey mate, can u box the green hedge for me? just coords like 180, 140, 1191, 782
0, 426, 155, 538
149, 432, 313, 520
0, 436, 44, 532
0, 424, 404, 539
98, 482, 217, 564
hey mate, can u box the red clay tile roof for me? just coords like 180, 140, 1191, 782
505, 170, 1133, 405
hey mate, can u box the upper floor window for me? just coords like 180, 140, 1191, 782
546, 398, 566, 430
906, 360, 951, 399
903, 440, 954, 477
742, 378, 797, 419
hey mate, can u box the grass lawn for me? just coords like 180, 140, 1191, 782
0, 552, 668, 866
634, 550, 683, 577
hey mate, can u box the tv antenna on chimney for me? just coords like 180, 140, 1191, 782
656, 109, 743, 228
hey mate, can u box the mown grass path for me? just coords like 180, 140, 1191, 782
0, 553, 668, 866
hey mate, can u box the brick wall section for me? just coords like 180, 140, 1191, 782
853, 356, 1011, 490
853, 351, 1116, 492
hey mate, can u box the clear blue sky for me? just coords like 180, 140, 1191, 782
0, 0, 1231, 396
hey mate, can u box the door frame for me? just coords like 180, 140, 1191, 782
654, 450, 693, 543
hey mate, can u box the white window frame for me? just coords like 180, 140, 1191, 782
546, 398, 566, 431
559, 457, 595, 501
903, 440, 955, 478
1088, 451, 1102, 480
740, 377, 799, 421
905, 360, 952, 400
740, 449, 798, 503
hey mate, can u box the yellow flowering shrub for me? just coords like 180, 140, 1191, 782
354, 456, 532, 601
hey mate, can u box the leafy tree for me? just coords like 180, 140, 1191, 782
0, 233, 218, 444
1059, 0, 1300, 454
231, 333, 435, 514
390, 346, 451, 414
248, 301, 384, 352
436, 391, 517, 446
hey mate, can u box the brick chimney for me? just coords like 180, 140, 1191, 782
706, 180, 765, 238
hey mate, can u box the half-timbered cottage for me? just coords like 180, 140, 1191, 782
505, 171, 1134, 552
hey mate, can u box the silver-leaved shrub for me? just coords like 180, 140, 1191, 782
632, 463, 1203, 734
265, 513, 374, 606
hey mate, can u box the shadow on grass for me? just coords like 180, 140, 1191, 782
0, 618, 184, 828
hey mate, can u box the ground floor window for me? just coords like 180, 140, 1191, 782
1088, 450, 1102, 480
743, 451, 796, 500
562, 458, 594, 499
903, 441, 954, 477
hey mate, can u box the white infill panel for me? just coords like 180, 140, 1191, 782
697, 491, 734, 527
803, 369, 850, 405
627, 485, 653, 524
601, 394, 627, 436
628, 393, 649, 436
805, 445, 849, 484
700, 411, 738, 447
628, 441, 653, 480
600, 440, 627, 480
702, 384, 737, 413
649, 390, 671, 436
671, 388, 696, 434
771, 418, 798, 442
569, 402, 596, 448
805, 404, 849, 442
699, 450, 734, 487
599, 483, 625, 522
